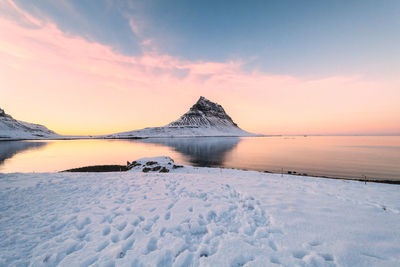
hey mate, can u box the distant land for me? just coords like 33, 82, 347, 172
105, 96, 256, 138
2, 97, 398, 141
0, 108, 59, 140
0, 97, 256, 141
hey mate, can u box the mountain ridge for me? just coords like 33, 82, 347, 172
0, 108, 59, 140
1, 97, 256, 140
107, 96, 255, 138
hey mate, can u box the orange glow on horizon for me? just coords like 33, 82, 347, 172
1, 1, 399, 136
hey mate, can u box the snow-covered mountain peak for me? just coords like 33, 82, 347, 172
0, 108, 10, 118
167, 96, 239, 128
107, 97, 255, 138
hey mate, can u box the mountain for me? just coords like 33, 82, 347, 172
107, 96, 255, 138
0, 108, 59, 140
168, 96, 239, 128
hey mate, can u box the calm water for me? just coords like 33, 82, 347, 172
0, 136, 399, 180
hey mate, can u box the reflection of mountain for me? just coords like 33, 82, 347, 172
0, 141, 48, 165
138, 137, 241, 167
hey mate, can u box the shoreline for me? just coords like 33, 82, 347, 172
59, 162, 400, 185
3, 134, 400, 142
0, 135, 268, 142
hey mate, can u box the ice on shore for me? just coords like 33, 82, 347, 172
1, 158, 399, 266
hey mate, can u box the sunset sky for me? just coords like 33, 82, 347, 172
1, 0, 399, 135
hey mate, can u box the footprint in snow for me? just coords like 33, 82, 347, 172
268, 240, 278, 251
111, 233, 120, 243
96, 240, 109, 252
319, 253, 334, 262
118, 238, 135, 258
75, 217, 91, 230
123, 229, 134, 240
292, 250, 308, 259
116, 221, 127, 231
270, 256, 281, 264
103, 226, 111, 236
144, 237, 158, 254
308, 240, 321, 247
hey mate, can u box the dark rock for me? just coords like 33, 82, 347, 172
146, 161, 158, 166
152, 166, 161, 171
0, 108, 9, 117
63, 165, 129, 172
142, 167, 151, 172
159, 167, 169, 173
129, 161, 141, 167
172, 165, 184, 169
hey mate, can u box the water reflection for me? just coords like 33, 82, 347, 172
137, 137, 241, 167
0, 141, 48, 164
0, 137, 399, 180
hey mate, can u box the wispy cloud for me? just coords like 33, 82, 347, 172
1, 0, 399, 135
0, 0, 42, 26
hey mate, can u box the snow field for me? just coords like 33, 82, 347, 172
0, 161, 399, 266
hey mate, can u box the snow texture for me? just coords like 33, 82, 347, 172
107, 97, 255, 138
1, 157, 400, 266
0, 108, 58, 140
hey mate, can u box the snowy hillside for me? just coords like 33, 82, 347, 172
1, 157, 399, 266
107, 97, 255, 138
0, 108, 59, 140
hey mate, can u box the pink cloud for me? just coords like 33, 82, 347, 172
0, 0, 399, 135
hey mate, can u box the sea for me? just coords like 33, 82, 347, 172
0, 136, 399, 181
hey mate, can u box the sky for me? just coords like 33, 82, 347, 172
1, 0, 399, 135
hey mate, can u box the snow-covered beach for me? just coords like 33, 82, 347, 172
1, 157, 399, 266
